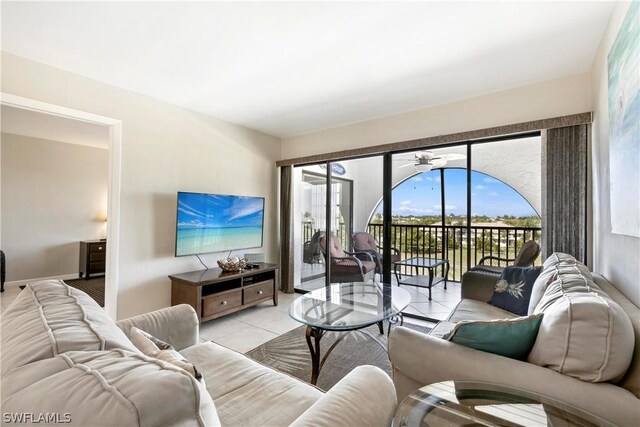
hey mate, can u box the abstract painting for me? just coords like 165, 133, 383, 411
608, 2, 639, 237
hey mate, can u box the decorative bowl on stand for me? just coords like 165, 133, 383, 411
217, 257, 248, 272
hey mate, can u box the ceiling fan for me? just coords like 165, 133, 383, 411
396, 151, 466, 172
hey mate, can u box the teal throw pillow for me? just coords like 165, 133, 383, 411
443, 314, 543, 360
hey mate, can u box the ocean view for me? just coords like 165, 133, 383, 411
176, 226, 263, 256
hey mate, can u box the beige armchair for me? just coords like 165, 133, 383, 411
352, 232, 401, 274
319, 234, 376, 283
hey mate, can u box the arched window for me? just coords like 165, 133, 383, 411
369, 168, 539, 226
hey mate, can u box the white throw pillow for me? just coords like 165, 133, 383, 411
130, 327, 203, 382
527, 253, 593, 314
528, 274, 634, 382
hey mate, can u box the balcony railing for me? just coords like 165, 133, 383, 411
301, 221, 541, 282
367, 223, 541, 281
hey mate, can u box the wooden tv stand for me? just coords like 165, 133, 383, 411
169, 263, 279, 323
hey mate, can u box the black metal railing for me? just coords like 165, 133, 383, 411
303, 221, 315, 243
301, 221, 540, 282
367, 223, 541, 281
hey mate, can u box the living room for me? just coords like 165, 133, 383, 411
1, 2, 638, 426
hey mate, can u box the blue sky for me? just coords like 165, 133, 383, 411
383, 169, 537, 217
177, 193, 264, 228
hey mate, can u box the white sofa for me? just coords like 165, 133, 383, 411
1, 280, 397, 426
389, 253, 640, 426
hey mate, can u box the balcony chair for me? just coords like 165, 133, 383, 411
303, 230, 324, 264
319, 234, 377, 283
352, 232, 401, 274
469, 240, 540, 276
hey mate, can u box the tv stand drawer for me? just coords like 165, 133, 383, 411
202, 289, 242, 317
243, 280, 274, 304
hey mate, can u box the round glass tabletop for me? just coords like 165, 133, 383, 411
288, 282, 411, 331
393, 381, 615, 427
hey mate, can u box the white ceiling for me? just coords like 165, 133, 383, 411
1, 106, 110, 149
1, 2, 613, 138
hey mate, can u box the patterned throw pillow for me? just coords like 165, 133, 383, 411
489, 266, 541, 316
130, 327, 203, 381
443, 314, 544, 360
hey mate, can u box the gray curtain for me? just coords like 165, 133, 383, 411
541, 125, 588, 262
279, 166, 294, 293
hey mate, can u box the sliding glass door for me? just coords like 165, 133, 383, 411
471, 136, 542, 268
389, 146, 468, 318
293, 157, 383, 292
294, 166, 327, 289
293, 164, 354, 290
288, 133, 542, 321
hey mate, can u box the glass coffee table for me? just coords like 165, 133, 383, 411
394, 257, 450, 300
393, 381, 615, 427
289, 281, 411, 385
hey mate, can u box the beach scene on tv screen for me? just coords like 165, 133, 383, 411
176, 193, 264, 256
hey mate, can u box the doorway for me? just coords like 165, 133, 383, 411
0, 93, 122, 319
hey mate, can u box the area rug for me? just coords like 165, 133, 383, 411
245, 322, 430, 390
20, 277, 105, 307
64, 277, 105, 307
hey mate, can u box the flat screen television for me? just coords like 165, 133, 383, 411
175, 192, 265, 257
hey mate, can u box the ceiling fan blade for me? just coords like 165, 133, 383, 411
436, 153, 466, 161
399, 163, 416, 168
431, 159, 447, 168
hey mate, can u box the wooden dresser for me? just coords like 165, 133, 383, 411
79, 240, 107, 279
169, 263, 279, 323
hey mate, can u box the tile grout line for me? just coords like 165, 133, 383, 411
202, 311, 296, 338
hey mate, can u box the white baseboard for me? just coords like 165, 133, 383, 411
4, 273, 80, 289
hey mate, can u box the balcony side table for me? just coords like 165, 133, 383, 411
393, 257, 450, 300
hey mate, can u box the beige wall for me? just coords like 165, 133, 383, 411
1, 52, 281, 319
281, 73, 591, 159
1, 133, 108, 281
590, 1, 639, 306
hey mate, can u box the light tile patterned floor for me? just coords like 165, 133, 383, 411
0, 286, 437, 354
198, 292, 300, 352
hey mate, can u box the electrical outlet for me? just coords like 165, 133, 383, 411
244, 253, 265, 263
